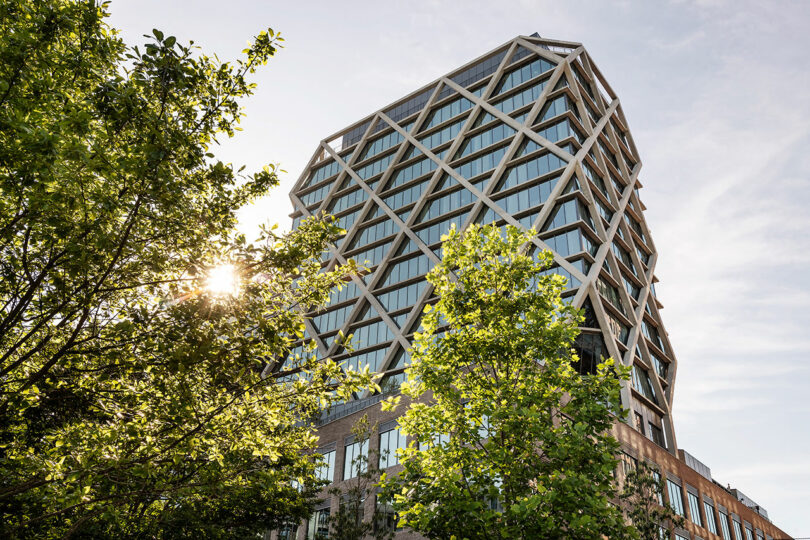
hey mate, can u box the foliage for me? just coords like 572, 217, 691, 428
327, 415, 395, 540
620, 460, 685, 540
0, 1, 375, 537
380, 224, 634, 539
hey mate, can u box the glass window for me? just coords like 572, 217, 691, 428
343, 439, 369, 480
358, 130, 404, 162
316, 450, 336, 483
501, 151, 567, 190
538, 95, 577, 123
648, 422, 666, 448
642, 320, 666, 353
745, 527, 754, 540
456, 122, 516, 159
418, 117, 467, 150
278, 522, 298, 540
543, 199, 594, 233
346, 239, 392, 268
418, 187, 475, 222
494, 175, 559, 214
347, 319, 394, 350
307, 508, 330, 539
651, 470, 664, 505
382, 86, 434, 127
597, 277, 627, 316
733, 519, 744, 540
492, 80, 547, 114
355, 152, 395, 181
632, 365, 659, 405
348, 218, 397, 249
666, 480, 685, 516
686, 491, 702, 527
414, 211, 469, 246
379, 254, 431, 287
374, 497, 401, 534
420, 96, 474, 132
493, 56, 555, 96
454, 145, 509, 180
382, 177, 430, 212
379, 427, 407, 469
718, 511, 732, 540
438, 50, 508, 100
376, 280, 426, 313
704, 501, 718, 534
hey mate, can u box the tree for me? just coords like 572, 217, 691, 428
327, 415, 395, 540
380, 224, 634, 539
619, 460, 685, 540
0, 1, 375, 537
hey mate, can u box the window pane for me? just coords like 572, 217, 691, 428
666, 480, 685, 516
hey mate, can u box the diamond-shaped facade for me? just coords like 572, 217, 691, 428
280, 33, 791, 540
289, 34, 677, 449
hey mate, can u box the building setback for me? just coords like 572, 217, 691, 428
279, 34, 792, 540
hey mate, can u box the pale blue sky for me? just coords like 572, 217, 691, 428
110, 1, 810, 535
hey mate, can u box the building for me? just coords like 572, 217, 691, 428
279, 34, 792, 540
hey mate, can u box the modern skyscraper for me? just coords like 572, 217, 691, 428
281, 34, 790, 540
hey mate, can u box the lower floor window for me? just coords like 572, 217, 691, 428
308, 507, 330, 539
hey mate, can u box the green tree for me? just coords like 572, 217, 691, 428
0, 1, 375, 537
380, 224, 634, 539
620, 460, 685, 540
327, 415, 395, 540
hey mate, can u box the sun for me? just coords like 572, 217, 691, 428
205, 264, 239, 297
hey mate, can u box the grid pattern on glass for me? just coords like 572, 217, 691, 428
289, 35, 677, 441
704, 501, 718, 534
316, 450, 336, 483
379, 427, 407, 469
667, 480, 685, 516
343, 439, 368, 480
687, 490, 703, 527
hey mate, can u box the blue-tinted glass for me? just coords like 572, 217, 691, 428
455, 123, 516, 159
415, 212, 469, 245
341, 347, 388, 372
501, 151, 567, 189
388, 157, 439, 190
418, 117, 467, 150
539, 95, 576, 123
493, 56, 555, 96
355, 152, 396, 181
376, 280, 427, 312
667, 481, 685, 516
311, 304, 353, 334
347, 240, 393, 267
438, 49, 508, 99
328, 186, 368, 214
492, 80, 547, 114
304, 159, 342, 189
494, 176, 558, 214
454, 145, 508, 180
329, 282, 360, 306
420, 96, 474, 132
418, 187, 475, 223
348, 218, 397, 249
358, 130, 404, 162
349, 319, 394, 349
300, 181, 334, 208
543, 199, 594, 232
382, 178, 431, 211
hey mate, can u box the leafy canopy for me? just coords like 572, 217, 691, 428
381, 224, 635, 539
0, 1, 375, 537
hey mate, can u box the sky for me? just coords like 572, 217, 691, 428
109, 1, 810, 535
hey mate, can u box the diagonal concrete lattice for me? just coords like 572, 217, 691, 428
287, 34, 680, 454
